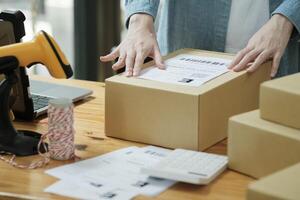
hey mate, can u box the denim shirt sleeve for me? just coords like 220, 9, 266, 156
125, 0, 160, 28
272, 0, 300, 41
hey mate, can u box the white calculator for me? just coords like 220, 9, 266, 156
141, 149, 228, 185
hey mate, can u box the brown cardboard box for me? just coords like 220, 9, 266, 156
247, 163, 300, 200
260, 73, 300, 129
228, 110, 300, 178
105, 49, 271, 150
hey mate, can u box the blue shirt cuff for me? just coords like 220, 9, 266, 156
272, 0, 300, 41
125, 0, 160, 28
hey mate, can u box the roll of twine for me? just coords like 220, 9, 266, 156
0, 98, 77, 169
46, 98, 76, 160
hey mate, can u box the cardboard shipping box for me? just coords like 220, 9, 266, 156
228, 110, 300, 178
260, 73, 300, 129
247, 163, 300, 200
105, 49, 271, 150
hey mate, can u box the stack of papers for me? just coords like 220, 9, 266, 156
45, 146, 176, 200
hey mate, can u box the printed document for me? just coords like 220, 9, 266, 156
139, 54, 231, 87
45, 146, 176, 200
45, 180, 137, 200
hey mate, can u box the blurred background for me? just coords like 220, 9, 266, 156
0, 0, 126, 82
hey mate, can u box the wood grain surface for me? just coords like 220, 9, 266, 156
0, 76, 254, 200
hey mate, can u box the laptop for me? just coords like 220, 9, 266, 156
0, 10, 92, 120
29, 79, 92, 116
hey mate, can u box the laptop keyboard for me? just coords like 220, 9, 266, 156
32, 94, 53, 111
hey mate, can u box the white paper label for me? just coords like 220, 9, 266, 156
139, 54, 231, 87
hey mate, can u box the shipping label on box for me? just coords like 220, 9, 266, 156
260, 73, 300, 129
228, 110, 300, 178
105, 49, 271, 151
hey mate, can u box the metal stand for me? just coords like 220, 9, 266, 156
0, 56, 46, 156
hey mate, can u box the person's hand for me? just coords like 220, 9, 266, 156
228, 14, 294, 77
100, 14, 165, 77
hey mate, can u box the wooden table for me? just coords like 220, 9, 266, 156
0, 76, 254, 200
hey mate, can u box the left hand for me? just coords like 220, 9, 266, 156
228, 14, 294, 77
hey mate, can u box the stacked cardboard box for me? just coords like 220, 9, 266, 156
228, 73, 300, 178
247, 163, 300, 200
228, 110, 300, 178
105, 48, 271, 151
260, 73, 300, 129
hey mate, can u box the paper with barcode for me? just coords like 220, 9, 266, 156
45, 146, 175, 200
139, 54, 231, 87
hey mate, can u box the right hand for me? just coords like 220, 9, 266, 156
100, 14, 165, 77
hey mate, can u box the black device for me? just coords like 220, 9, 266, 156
0, 10, 36, 120
0, 56, 46, 156
0, 9, 75, 156
0, 10, 44, 156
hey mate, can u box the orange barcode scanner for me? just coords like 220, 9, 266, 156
0, 29, 73, 156
0, 30, 73, 79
